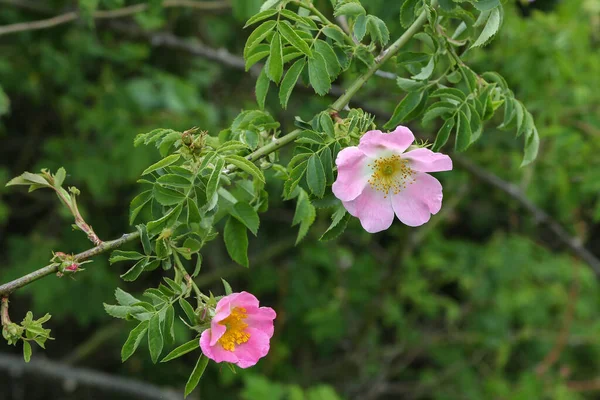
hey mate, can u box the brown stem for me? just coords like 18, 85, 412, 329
0, 0, 230, 37
0, 232, 139, 296
1, 297, 10, 326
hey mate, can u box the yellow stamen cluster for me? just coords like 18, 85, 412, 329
367, 155, 414, 197
218, 307, 251, 351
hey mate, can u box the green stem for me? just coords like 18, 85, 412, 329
331, 1, 435, 111
289, 0, 355, 46
172, 252, 204, 302
0, 231, 140, 296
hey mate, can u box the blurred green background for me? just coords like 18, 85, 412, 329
1, 0, 600, 399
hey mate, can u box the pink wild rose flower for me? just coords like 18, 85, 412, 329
332, 126, 453, 233
200, 291, 276, 368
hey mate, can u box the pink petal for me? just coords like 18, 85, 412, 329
342, 186, 395, 233
332, 146, 371, 202
232, 328, 271, 369
358, 126, 414, 158
391, 173, 443, 227
200, 330, 238, 364
245, 306, 276, 338
403, 148, 453, 172
230, 291, 260, 310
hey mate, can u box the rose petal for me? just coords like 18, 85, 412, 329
358, 126, 415, 158
200, 330, 238, 364
342, 186, 395, 233
332, 146, 371, 202
230, 291, 260, 310
231, 328, 271, 368
391, 173, 443, 227
403, 148, 453, 172
245, 306, 276, 338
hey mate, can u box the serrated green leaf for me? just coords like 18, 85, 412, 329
266, 32, 283, 83
323, 26, 347, 44
164, 305, 175, 344
23, 341, 32, 362
244, 9, 277, 28
148, 313, 164, 363
121, 258, 148, 282
279, 58, 306, 109
225, 155, 266, 184
129, 190, 153, 225
455, 110, 472, 151
396, 77, 426, 92
224, 216, 249, 267
256, 69, 270, 110
314, 40, 341, 78
319, 146, 334, 185
320, 212, 351, 241
109, 251, 144, 264
206, 157, 226, 204
384, 90, 424, 129
222, 278, 233, 295
142, 154, 181, 176
161, 339, 200, 363
471, 6, 501, 48
153, 184, 186, 206
354, 14, 367, 41
400, 0, 420, 28
521, 124, 539, 167
411, 57, 435, 80
115, 288, 140, 307
334, 2, 365, 17
308, 53, 331, 96
367, 15, 389, 46
136, 225, 152, 256
54, 167, 66, 187
179, 298, 197, 324
432, 117, 455, 151
244, 20, 277, 58
184, 355, 209, 398
307, 154, 326, 198
278, 21, 312, 57
231, 202, 260, 236
292, 189, 316, 244
474, 0, 500, 11
121, 321, 149, 362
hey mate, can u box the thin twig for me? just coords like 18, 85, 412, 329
1, 297, 10, 326
0, 0, 230, 37
454, 156, 600, 276
0, 232, 140, 296
0, 353, 182, 400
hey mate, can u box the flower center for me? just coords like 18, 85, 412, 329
367, 155, 414, 197
218, 307, 251, 351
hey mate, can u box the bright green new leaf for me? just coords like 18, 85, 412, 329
244, 20, 277, 58
472, 6, 502, 48
308, 53, 331, 96
141, 154, 181, 176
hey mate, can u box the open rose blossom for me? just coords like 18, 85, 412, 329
332, 126, 452, 233
200, 292, 276, 368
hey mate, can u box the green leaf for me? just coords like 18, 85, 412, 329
256, 69, 270, 110
153, 185, 186, 206
231, 202, 260, 236
319, 147, 334, 185
474, 0, 501, 11
222, 278, 233, 295
278, 21, 312, 57
121, 258, 148, 282
147, 203, 182, 236
292, 189, 316, 244
245, 46, 270, 71
115, 288, 140, 307
354, 14, 367, 41
471, 6, 502, 48
455, 110, 472, 151
323, 26, 348, 44
142, 154, 181, 175
129, 190, 153, 225
396, 77, 426, 92
136, 225, 152, 255
122, 321, 149, 362
366, 15, 389, 46
432, 117, 455, 151
179, 298, 197, 325
279, 58, 306, 109
206, 157, 226, 204
109, 251, 144, 264
411, 57, 435, 80
244, 9, 277, 27
187, 198, 201, 225
244, 20, 277, 59
384, 91, 424, 129
320, 211, 351, 241
307, 154, 326, 198
314, 40, 341, 78
468, 103, 483, 142
148, 313, 164, 363
400, 0, 420, 28
266, 32, 283, 83
184, 356, 209, 398
164, 305, 175, 344
308, 53, 331, 96
225, 155, 266, 184
193, 254, 203, 277
334, 2, 365, 17
54, 167, 66, 187
23, 341, 32, 363
224, 216, 249, 267
161, 339, 200, 363
319, 113, 335, 138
